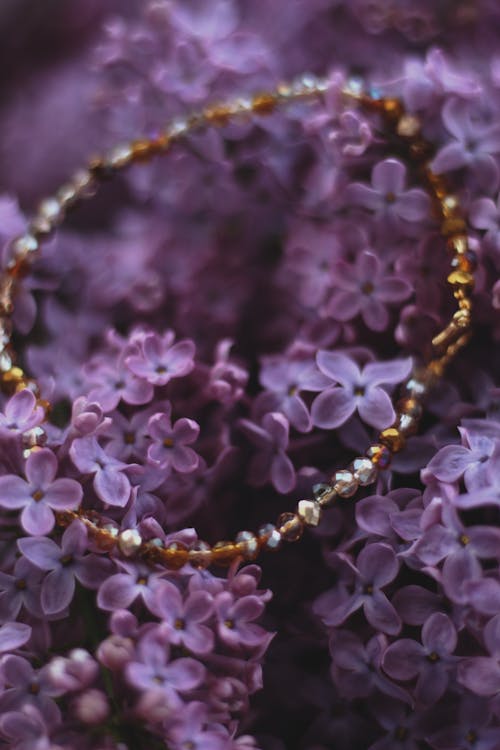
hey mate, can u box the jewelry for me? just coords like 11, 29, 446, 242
0, 74, 475, 570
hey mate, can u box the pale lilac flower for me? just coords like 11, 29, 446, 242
46, 649, 98, 692
126, 330, 195, 386
84, 351, 153, 412
0, 389, 45, 437
70, 436, 131, 507
97, 560, 166, 612
0, 622, 31, 653
254, 352, 331, 433
18, 521, 111, 615
425, 422, 500, 491
346, 158, 430, 224
470, 192, 500, 255
0, 448, 82, 535
0, 557, 44, 620
214, 592, 267, 648
147, 410, 200, 473
321, 544, 401, 635
458, 614, 500, 697
239, 412, 295, 494
167, 701, 231, 750
0, 705, 54, 750
149, 580, 214, 654
0, 655, 61, 724
312, 351, 412, 430
326, 251, 412, 331
125, 631, 205, 695
429, 693, 500, 750
382, 612, 458, 705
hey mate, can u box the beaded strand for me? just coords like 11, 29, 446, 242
0, 74, 475, 570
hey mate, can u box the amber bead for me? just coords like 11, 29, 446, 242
188, 541, 213, 569
381, 98, 404, 122
450, 251, 477, 273
204, 105, 231, 126
441, 216, 467, 236
396, 114, 421, 138
161, 542, 189, 570
235, 531, 259, 560
252, 93, 276, 114
447, 269, 474, 290
277, 512, 304, 542
212, 541, 238, 566
312, 482, 337, 508
2, 366, 24, 387
366, 443, 392, 469
379, 427, 405, 453
258, 523, 282, 550
297, 499, 322, 527
95, 527, 119, 553
332, 469, 359, 498
0, 277, 14, 316
424, 170, 448, 198
446, 235, 468, 255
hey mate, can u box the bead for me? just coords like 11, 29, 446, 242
343, 76, 364, 98
204, 105, 231, 126
332, 469, 359, 498
442, 216, 467, 235
0, 277, 14, 315
441, 194, 461, 218
162, 541, 189, 570
382, 98, 404, 122
96, 524, 119, 552
22, 426, 47, 450
450, 250, 477, 273
72, 168, 97, 198
452, 308, 472, 328
117, 529, 142, 557
231, 96, 253, 114
350, 457, 377, 486
447, 269, 474, 290
188, 541, 213, 569
394, 412, 419, 436
107, 144, 133, 169
312, 482, 337, 508
366, 444, 392, 469
446, 235, 468, 255
89, 157, 115, 181
258, 523, 282, 550
1, 367, 24, 389
10, 234, 39, 261
379, 427, 405, 453
38, 197, 64, 225
130, 139, 155, 160
0, 349, 14, 372
29, 215, 53, 239
252, 93, 276, 114
402, 375, 428, 399
408, 139, 433, 161
235, 531, 259, 560
211, 541, 238, 566
166, 117, 190, 138
277, 512, 304, 542
396, 114, 421, 138
297, 499, 322, 527
56, 183, 79, 209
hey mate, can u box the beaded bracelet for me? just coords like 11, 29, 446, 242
0, 74, 475, 570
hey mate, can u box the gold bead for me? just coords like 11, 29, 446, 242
188, 541, 213, 569
204, 105, 231, 126
235, 531, 259, 560
447, 269, 474, 290
396, 114, 421, 138
161, 541, 189, 570
252, 93, 276, 114
441, 217, 467, 236
441, 194, 461, 218
447, 235, 468, 255
366, 444, 392, 469
297, 499, 322, 527
2, 365, 25, 385
379, 427, 405, 453
424, 170, 449, 199
277, 512, 304, 542
212, 541, 238, 565
332, 469, 359, 498
382, 98, 404, 122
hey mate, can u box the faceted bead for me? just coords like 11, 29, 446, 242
452, 308, 471, 328
396, 114, 421, 138
447, 269, 474, 290
204, 105, 230, 126
162, 541, 189, 570
0, 277, 14, 315
382, 98, 404, 122
379, 427, 405, 453
22, 426, 47, 450
366, 444, 392, 470
332, 469, 359, 498
450, 250, 477, 273
312, 482, 337, 508
425, 170, 448, 199
212, 541, 237, 566
441, 195, 461, 218
397, 397, 423, 420
117, 529, 142, 557
297, 499, 322, 527
394, 412, 418, 436
188, 541, 213, 569
277, 513, 304, 542
38, 198, 64, 225
0, 349, 14, 373
446, 235, 468, 255
258, 523, 282, 551
442, 217, 467, 236
344, 76, 364, 98
97, 525, 119, 552
11, 234, 39, 261
252, 93, 276, 114
72, 169, 97, 198
402, 376, 428, 399
2, 365, 24, 386
30, 215, 53, 238
107, 144, 133, 169
166, 117, 190, 138
235, 531, 259, 560
350, 457, 377, 486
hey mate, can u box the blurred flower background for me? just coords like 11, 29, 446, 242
0, 1, 499, 748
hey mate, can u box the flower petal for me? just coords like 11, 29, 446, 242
311, 388, 355, 429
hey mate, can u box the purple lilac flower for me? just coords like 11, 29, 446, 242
97, 560, 167, 612
319, 544, 401, 635
214, 592, 268, 648
0, 705, 54, 750
346, 158, 430, 225
0, 557, 44, 620
312, 351, 412, 430
84, 350, 153, 412
239, 412, 295, 494
0, 389, 45, 437
70, 436, 131, 507
126, 330, 195, 386
147, 409, 200, 473
470, 191, 500, 255
0, 622, 31, 653
382, 612, 458, 705
457, 614, 500, 696
326, 250, 412, 331
149, 580, 214, 654
0, 448, 82, 535
0, 655, 61, 724
18, 521, 111, 614
431, 97, 500, 191
254, 351, 331, 433
166, 701, 231, 750
429, 693, 500, 750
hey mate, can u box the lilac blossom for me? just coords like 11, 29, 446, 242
18, 521, 111, 614
166, 701, 231, 750
84, 350, 153, 412
149, 580, 214, 654
346, 158, 430, 225
312, 351, 412, 429
126, 330, 195, 386
0, 389, 45, 437
238, 412, 295, 494
0, 557, 44, 620
326, 250, 412, 331
0, 448, 82, 535
457, 614, 500, 696
70, 436, 131, 507
97, 560, 167, 612
147, 410, 200, 473
0, 705, 54, 750
0, 622, 31, 653
382, 612, 458, 705
425, 422, 500, 491
214, 592, 268, 648
0, 655, 61, 724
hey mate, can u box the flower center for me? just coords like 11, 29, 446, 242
459, 534, 470, 546
361, 281, 374, 295
394, 726, 408, 741
163, 437, 174, 448
466, 730, 477, 744
427, 651, 440, 663
60, 554, 73, 566
224, 619, 235, 629
124, 431, 136, 445
28, 682, 40, 695
354, 385, 365, 397
15, 578, 27, 590
137, 576, 148, 586
155, 365, 167, 374
174, 618, 185, 630
385, 191, 396, 203
31, 490, 44, 502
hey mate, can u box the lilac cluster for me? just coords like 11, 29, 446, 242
0, 1, 499, 749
